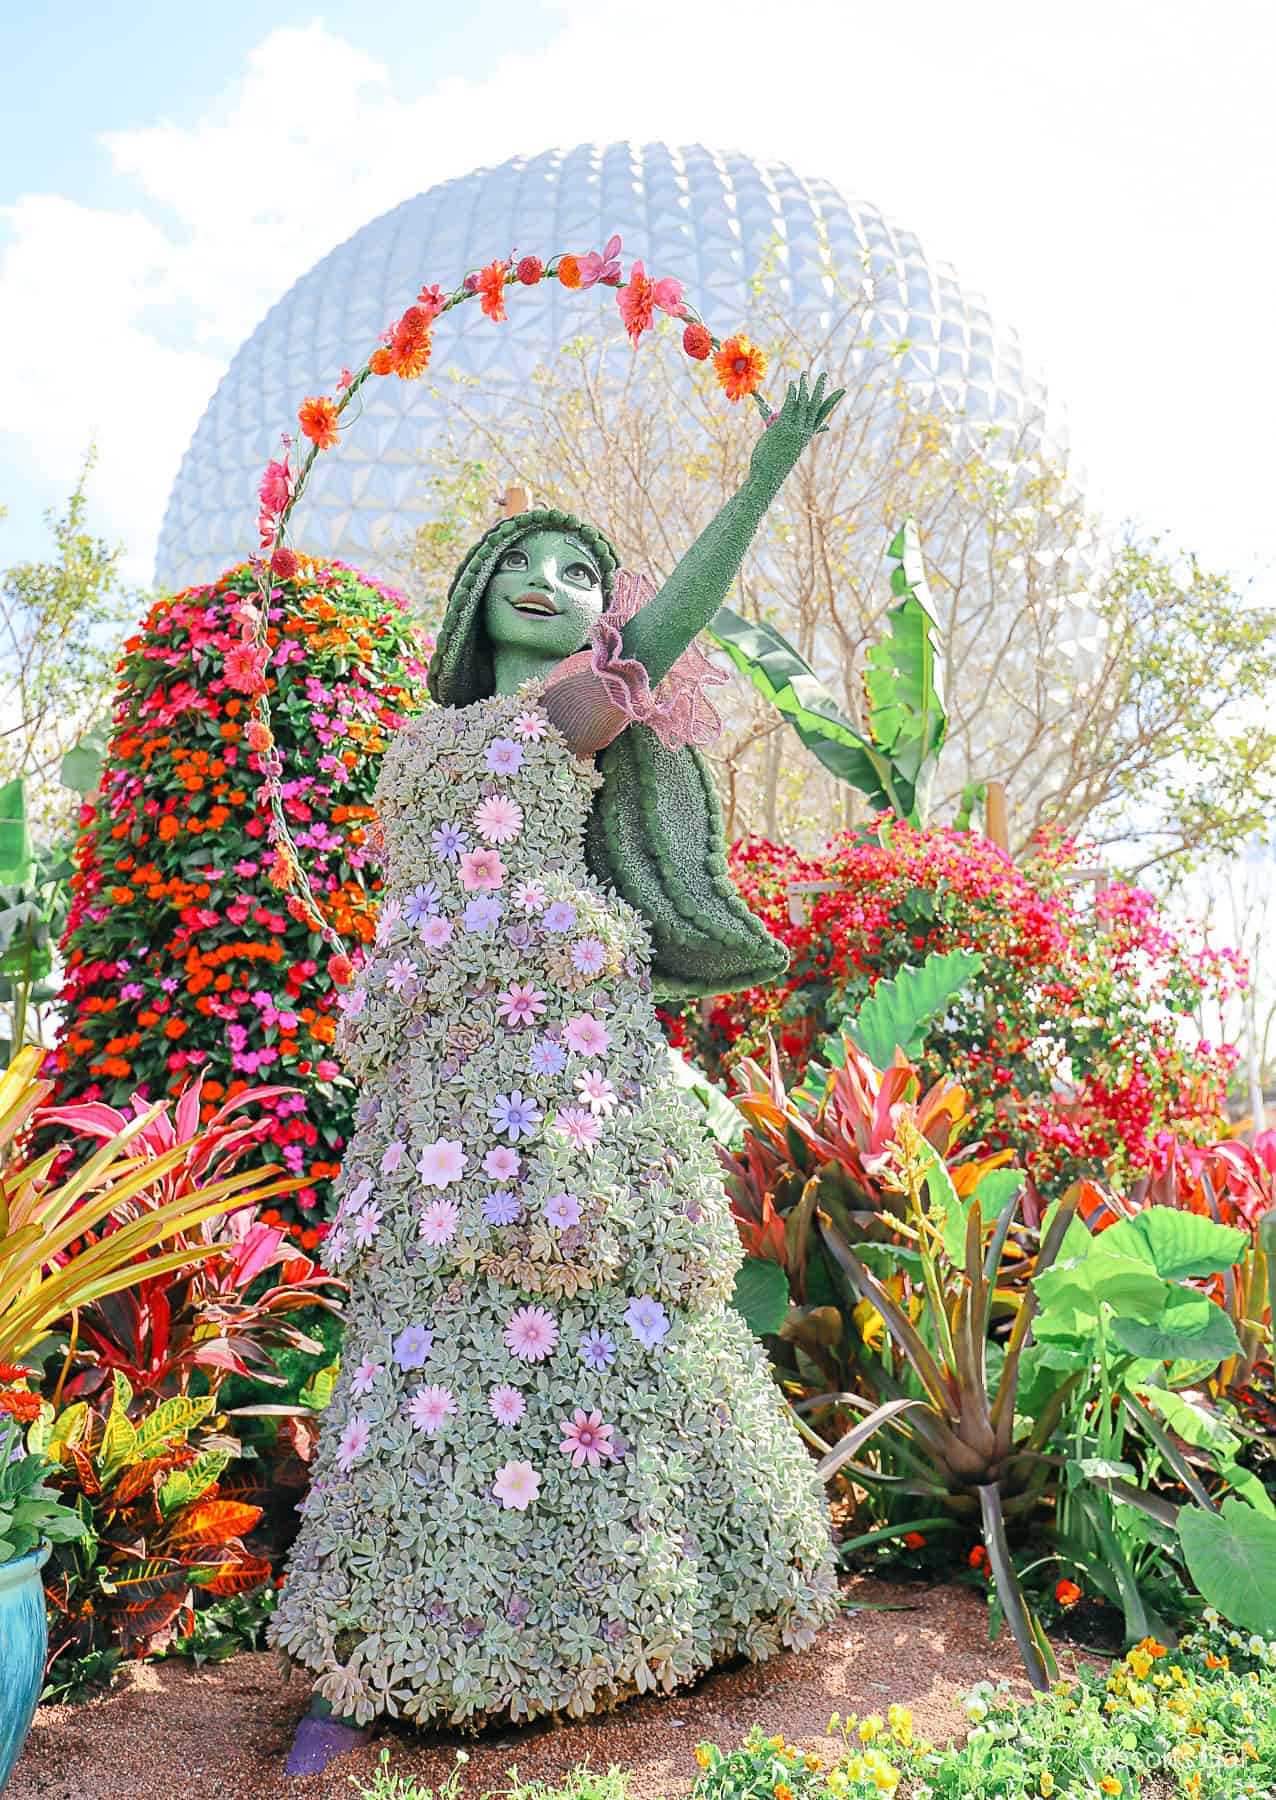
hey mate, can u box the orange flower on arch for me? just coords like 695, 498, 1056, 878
713, 333, 767, 403
298, 396, 340, 449
476, 260, 508, 322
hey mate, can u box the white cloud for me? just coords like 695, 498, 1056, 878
2, 2, 1273, 585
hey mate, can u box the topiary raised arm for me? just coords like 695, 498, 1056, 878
619, 371, 844, 685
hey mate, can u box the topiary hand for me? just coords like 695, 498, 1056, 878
749, 371, 845, 490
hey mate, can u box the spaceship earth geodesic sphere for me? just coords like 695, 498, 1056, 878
155, 141, 1049, 590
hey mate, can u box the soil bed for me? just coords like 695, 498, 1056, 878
11, 1580, 1098, 1800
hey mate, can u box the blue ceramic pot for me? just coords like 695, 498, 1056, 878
0, 1546, 49, 1797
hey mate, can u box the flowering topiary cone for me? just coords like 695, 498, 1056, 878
48, 557, 429, 1242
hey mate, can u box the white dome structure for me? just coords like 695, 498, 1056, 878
155, 142, 1051, 591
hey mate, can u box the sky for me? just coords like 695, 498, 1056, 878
2, 0, 1274, 597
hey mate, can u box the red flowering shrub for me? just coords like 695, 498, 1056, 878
671, 823, 1243, 1198
48, 557, 429, 1242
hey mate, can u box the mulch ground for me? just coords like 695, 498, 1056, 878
10, 1579, 1108, 1800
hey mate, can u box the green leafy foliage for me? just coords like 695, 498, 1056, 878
1178, 1499, 1276, 1635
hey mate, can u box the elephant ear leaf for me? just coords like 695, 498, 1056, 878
707, 606, 902, 815
864, 518, 947, 824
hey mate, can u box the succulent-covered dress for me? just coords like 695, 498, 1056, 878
270, 685, 838, 1728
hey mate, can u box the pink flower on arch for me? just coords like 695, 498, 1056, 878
617, 259, 685, 346
578, 234, 623, 289
460, 847, 505, 891
224, 639, 269, 697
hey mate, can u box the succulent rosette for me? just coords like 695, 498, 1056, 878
48, 556, 430, 1239
270, 688, 837, 1727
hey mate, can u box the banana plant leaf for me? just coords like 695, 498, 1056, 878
864, 520, 948, 823
706, 606, 906, 816
0, 778, 33, 888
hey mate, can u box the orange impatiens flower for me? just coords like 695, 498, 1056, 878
557, 253, 582, 289
903, 1531, 927, 1549
476, 260, 508, 321
298, 395, 341, 448
0, 1388, 43, 1424
713, 333, 767, 403
1055, 1578, 1082, 1608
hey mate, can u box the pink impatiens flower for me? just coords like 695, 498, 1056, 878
497, 983, 548, 1028
558, 1407, 617, 1469
488, 1384, 527, 1428
336, 1415, 371, 1472
459, 847, 505, 891
574, 1069, 618, 1116
408, 1384, 457, 1434
493, 1459, 540, 1511
578, 234, 623, 288
416, 1138, 466, 1188
554, 1107, 602, 1151
504, 1305, 559, 1362
473, 794, 524, 844
564, 1013, 611, 1056
418, 1197, 460, 1245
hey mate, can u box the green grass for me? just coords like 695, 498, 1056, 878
352, 1752, 633, 1800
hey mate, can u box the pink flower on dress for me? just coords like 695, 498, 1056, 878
485, 738, 524, 775
418, 1197, 460, 1245
488, 1384, 527, 1428
574, 1069, 618, 1116
459, 847, 505, 891
555, 1107, 602, 1151
544, 1190, 583, 1230
380, 1140, 406, 1175
473, 795, 524, 844
514, 711, 548, 739
336, 1416, 371, 1472
483, 1145, 521, 1182
386, 957, 418, 994
493, 1459, 540, 1511
497, 983, 548, 1027
419, 914, 454, 949
558, 1407, 617, 1469
513, 881, 547, 913
504, 1305, 559, 1362
571, 937, 608, 975
564, 1014, 612, 1056
416, 1138, 466, 1188
350, 1357, 380, 1396
408, 1384, 457, 1434
353, 1202, 383, 1246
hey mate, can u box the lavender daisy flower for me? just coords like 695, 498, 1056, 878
529, 1037, 568, 1078
402, 882, 441, 925
463, 895, 502, 933
431, 822, 469, 862
489, 1090, 543, 1141
571, 937, 608, 975
578, 1329, 617, 1371
483, 1190, 522, 1226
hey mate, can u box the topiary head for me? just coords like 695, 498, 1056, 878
427, 509, 618, 706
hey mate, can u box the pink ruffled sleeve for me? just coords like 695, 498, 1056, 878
542, 570, 728, 755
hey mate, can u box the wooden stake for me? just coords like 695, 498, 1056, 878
985, 780, 1010, 854
502, 484, 530, 518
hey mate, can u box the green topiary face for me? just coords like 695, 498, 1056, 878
482, 528, 606, 692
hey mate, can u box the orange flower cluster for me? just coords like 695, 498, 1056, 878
50, 556, 430, 1235
713, 334, 768, 403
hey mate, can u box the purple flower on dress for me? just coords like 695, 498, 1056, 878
544, 1190, 583, 1230
571, 937, 608, 975
380, 1140, 407, 1175
347, 1175, 373, 1209
418, 914, 454, 949
483, 1145, 521, 1182
374, 898, 403, 946
543, 900, 577, 934
432, 822, 469, 862
578, 1329, 617, 1371
463, 896, 502, 933
529, 1037, 568, 1078
489, 1090, 543, 1141
339, 985, 367, 1018
624, 1295, 670, 1349
393, 1324, 435, 1369
483, 1190, 522, 1226
485, 737, 524, 775
403, 882, 441, 925
386, 957, 419, 994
